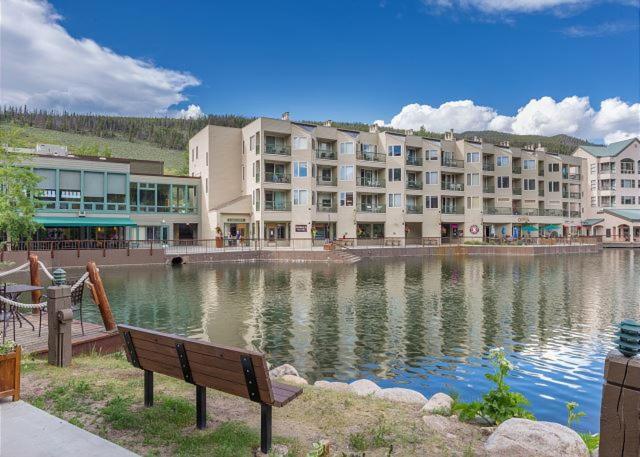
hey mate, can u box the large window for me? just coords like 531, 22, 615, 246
339, 142, 354, 154
425, 196, 438, 208
425, 171, 438, 185
293, 161, 308, 178
388, 193, 402, 208
523, 160, 536, 170
293, 136, 308, 150
84, 171, 105, 208
548, 181, 560, 192
388, 168, 402, 182
466, 173, 479, 186
548, 163, 560, 172
621, 179, 635, 188
293, 189, 309, 205
466, 152, 480, 163
427, 150, 439, 161
497, 156, 509, 167
497, 176, 510, 189
339, 165, 354, 181
523, 179, 536, 191
34, 168, 56, 208
362, 144, 377, 153
339, 192, 353, 206
388, 145, 402, 156
621, 196, 636, 205
107, 173, 126, 207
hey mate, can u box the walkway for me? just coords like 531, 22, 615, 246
0, 400, 138, 456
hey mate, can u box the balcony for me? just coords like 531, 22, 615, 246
570, 210, 581, 218
442, 205, 464, 214
570, 192, 581, 199
264, 201, 291, 211
356, 151, 386, 163
520, 208, 540, 216
357, 177, 386, 188
512, 166, 522, 174
358, 204, 386, 213
441, 182, 464, 192
483, 185, 495, 193
264, 172, 291, 184
406, 156, 423, 166
316, 203, 337, 213
406, 181, 423, 190
316, 176, 337, 186
482, 163, 495, 172
543, 209, 563, 217
406, 205, 423, 214
512, 186, 522, 196
484, 207, 512, 215
442, 158, 464, 168
315, 149, 337, 160
568, 174, 581, 181
265, 145, 291, 156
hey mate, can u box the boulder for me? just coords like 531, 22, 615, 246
349, 379, 381, 396
374, 388, 428, 405
269, 364, 299, 379
485, 418, 589, 457
314, 381, 351, 392
279, 374, 308, 386
421, 393, 454, 414
422, 414, 454, 434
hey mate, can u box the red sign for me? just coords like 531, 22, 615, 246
469, 224, 480, 234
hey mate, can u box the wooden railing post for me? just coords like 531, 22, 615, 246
599, 350, 640, 457
28, 254, 42, 311
86, 261, 116, 331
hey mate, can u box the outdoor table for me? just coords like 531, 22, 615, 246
1, 284, 44, 333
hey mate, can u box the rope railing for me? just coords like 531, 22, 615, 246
0, 293, 46, 310
37, 261, 55, 281
0, 262, 30, 278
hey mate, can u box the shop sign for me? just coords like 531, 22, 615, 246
226, 218, 246, 223
517, 217, 530, 223
295, 225, 308, 232
469, 224, 480, 234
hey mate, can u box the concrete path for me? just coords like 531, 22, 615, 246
0, 400, 138, 457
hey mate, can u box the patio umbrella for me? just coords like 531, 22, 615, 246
542, 224, 560, 231
522, 225, 538, 233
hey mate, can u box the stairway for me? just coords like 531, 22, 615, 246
331, 249, 361, 263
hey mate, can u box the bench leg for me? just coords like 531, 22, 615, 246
144, 370, 153, 407
261, 404, 272, 454
196, 385, 206, 429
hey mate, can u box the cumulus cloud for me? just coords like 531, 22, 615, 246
0, 0, 200, 116
378, 96, 640, 144
175, 104, 205, 119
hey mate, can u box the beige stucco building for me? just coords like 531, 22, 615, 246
189, 114, 593, 244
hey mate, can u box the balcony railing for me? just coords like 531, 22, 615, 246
520, 208, 540, 216
483, 185, 495, 193
512, 166, 522, 174
570, 210, 581, 218
512, 186, 522, 196
264, 201, 291, 211
316, 176, 337, 186
357, 204, 386, 213
441, 182, 464, 192
484, 207, 512, 215
483, 163, 495, 171
442, 205, 464, 214
357, 177, 386, 188
442, 158, 464, 168
264, 172, 291, 184
544, 209, 563, 217
356, 151, 386, 163
406, 181, 423, 190
570, 192, 581, 199
316, 203, 337, 213
315, 149, 337, 160
406, 205, 423, 214
406, 156, 423, 166
264, 145, 291, 156
568, 174, 581, 180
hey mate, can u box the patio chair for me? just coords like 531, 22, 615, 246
69, 278, 85, 336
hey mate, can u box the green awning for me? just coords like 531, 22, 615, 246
35, 217, 137, 227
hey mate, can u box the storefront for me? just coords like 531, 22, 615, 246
34, 216, 137, 241
264, 222, 289, 240
312, 222, 336, 241
356, 223, 384, 239
441, 223, 463, 240
222, 217, 249, 240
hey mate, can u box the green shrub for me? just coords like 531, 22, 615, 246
566, 402, 600, 452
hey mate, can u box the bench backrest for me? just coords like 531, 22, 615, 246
118, 324, 274, 405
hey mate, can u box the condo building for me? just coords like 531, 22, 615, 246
11, 145, 200, 242
573, 138, 640, 240
189, 114, 589, 244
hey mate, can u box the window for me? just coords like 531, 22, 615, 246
590, 164, 596, 174
466, 196, 480, 209
524, 179, 536, 191
591, 196, 597, 207
548, 163, 560, 172
427, 150, 439, 161
497, 176, 510, 189
425, 171, 438, 184
83, 171, 104, 204
339, 142, 354, 154
388, 193, 402, 208
339, 192, 353, 206
466, 173, 479, 186
362, 144, 377, 153
241, 166, 245, 181
250, 135, 256, 151
388, 145, 402, 156
425, 196, 438, 208
523, 160, 536, 170
293, 161, 308, 178
591, 180, 596, 191
497, 156, 509, 167
293, 189, 309, 205
339, 165, 354, 181
205, 178, 209, 194
195, 146, 198, 160
388, 168, 402, 182
621, 196, 636, 205
255, 161, 260, 182
621, 179, 635, 188
293, 136, 308, 150
466, 152, 480, 163
548, 181, 560, 192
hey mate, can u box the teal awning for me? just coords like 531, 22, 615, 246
542, 224, 561, 230
35, 217, 137, 227
581, 218, 604, 227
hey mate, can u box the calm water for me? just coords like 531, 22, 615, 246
84, 250, 639, 432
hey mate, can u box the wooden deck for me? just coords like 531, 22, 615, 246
1, 313, 121, 356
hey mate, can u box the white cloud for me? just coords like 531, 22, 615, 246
175, 104, 205, 119
421, 0, 638, 14
378, 96, 640, 144
563, 21, 639, 37
0, 0, 200, 116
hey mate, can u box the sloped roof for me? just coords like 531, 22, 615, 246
580, 138, 638, 158
581, 218, 604, 226
604, 209, 640, 222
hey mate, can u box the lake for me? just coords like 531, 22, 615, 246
87, 249, 640, 432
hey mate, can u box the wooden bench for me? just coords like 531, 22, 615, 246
118, 325, 303, 454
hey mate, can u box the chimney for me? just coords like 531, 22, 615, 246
324, 120, 332, 127
535, 142, 547, 152
369, 124, 380, 133
281, 112, 290, 121
472, 135, 482, 143
500, 140, 510, 148
444, 129, 455, 141
406, 129, 414, 136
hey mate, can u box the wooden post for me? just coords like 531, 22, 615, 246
47, 285, 72, 367
28, 254, 42, 305
599, 350, 640, 457
86, 261, 116, 331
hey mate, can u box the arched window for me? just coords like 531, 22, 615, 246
620, 158, 634, 174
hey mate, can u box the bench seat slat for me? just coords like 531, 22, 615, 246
272, 382, 303, 407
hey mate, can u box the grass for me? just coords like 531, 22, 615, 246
1, 123, 188, 174
20, 352, 486, 456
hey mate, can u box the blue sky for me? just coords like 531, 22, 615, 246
2, 0, 639, 142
